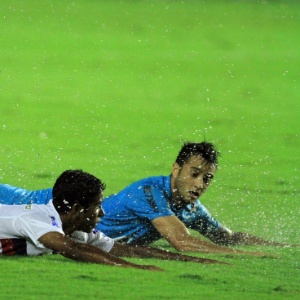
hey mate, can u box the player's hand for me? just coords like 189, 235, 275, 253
277, 243, 300, 248
233, 249, 279, 258
138, 264, 164, 271
193, 257, 230, 264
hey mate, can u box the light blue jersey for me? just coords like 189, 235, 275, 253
0, 184, 52, 205
97, 175, 224, 245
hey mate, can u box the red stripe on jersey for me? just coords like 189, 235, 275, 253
0, 239, 27, 255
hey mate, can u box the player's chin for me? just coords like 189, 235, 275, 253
81, 224, 96, 233
183, 197, 196, 205
187, 194, 198, 203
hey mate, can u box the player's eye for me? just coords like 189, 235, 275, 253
203, 175, 213, 184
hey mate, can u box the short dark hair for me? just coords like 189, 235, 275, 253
175, 142, 219, 167
52, 169, 106, 214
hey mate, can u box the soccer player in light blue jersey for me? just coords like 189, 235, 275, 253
96, 142, 290, 253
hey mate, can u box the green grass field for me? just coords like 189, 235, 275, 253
1, 0, 299, 299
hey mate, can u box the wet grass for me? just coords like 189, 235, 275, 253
1, 0, 299, 299
0, 247, 299, 300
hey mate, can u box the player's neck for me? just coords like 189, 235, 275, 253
170, 177, 184, 208
171, 191, 185, 208
60, 214, 77, 235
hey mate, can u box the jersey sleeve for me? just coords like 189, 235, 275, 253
125, 185, 174, 221
13, 212, 64, 249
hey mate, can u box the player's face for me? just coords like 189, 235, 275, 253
171, 155, 216, 205
77, 195, 105, 233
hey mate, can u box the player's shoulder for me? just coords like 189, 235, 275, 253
126, 175, 168, 195
0, 200, 56, 218
137, 175, 167, 187
104, 175, 168, 201
0, 184, 25, 199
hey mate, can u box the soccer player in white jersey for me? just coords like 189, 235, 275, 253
0, 169, 225, 268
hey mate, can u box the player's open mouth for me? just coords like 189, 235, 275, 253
189, 191, 199, 199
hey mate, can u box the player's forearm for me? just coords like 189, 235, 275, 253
135, 246, 225, 264
69, 243, 163, 271
169, 235, 268, 256
59, 242, 137, 267
111, 243, 224, 264
111, 243, 168, 259
166, 234, 234, 253
158, 227, 238, 253
40, 232, 161, 270
111, 243, 178, 260
110, 242, 143, 257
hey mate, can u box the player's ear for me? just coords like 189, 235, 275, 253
172, 162, 180, 178
70, 203, 84, 216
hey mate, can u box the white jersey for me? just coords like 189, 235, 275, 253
0, 200, 63, 255
0, 200, 114, 255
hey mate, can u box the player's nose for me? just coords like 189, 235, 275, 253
98, 206, 105, 217
194, 177, 204, 189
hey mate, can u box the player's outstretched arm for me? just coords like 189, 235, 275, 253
38, 232, 162, 271
151, 216, 268, 256
211, 231, 298, 247
110, 242, 228, 264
